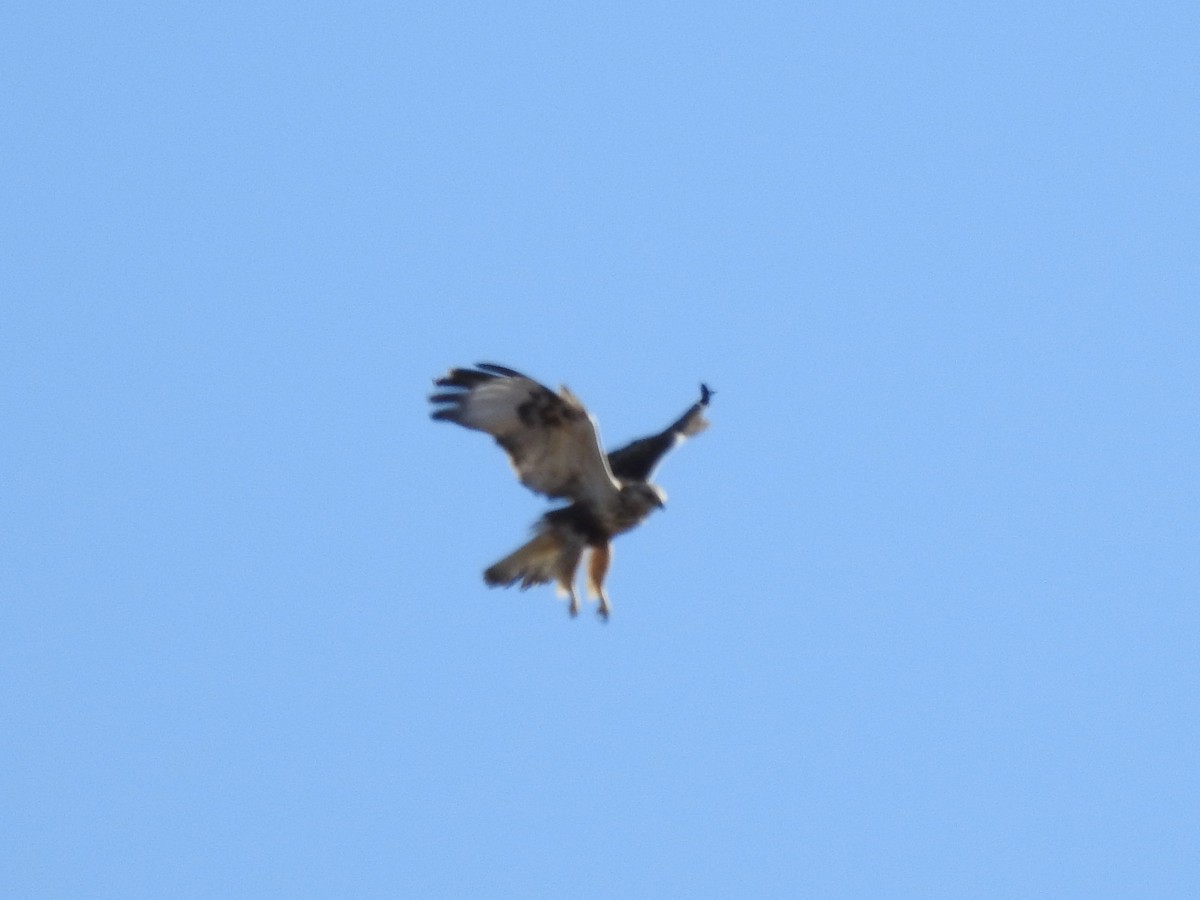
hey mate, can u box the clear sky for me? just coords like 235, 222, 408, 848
4, 2, 1197, 897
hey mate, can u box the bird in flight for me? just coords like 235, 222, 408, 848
430, 363, 713, 620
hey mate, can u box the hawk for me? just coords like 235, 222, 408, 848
430, 363, 713, 619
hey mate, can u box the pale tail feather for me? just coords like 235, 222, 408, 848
483, 530, 582, 595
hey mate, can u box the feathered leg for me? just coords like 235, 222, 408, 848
555, 543, 583, 617
586, 543, 613, 621
561, 580, 580, 617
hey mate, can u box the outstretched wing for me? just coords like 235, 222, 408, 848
607, 383, 713, 482
430, 363, 621, 504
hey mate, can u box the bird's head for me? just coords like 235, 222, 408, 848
621, 481, 666, 515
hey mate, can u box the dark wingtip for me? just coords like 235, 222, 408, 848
476, 363, 526, 378
699, 383, 714, 405
433, 366, 501, 390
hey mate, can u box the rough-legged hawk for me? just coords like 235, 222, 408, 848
429, 363, 712, 619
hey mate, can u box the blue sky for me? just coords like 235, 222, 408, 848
4, 1, 1197, 897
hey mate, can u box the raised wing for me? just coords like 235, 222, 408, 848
607, 383, 713, 482
430, 363, 621, 504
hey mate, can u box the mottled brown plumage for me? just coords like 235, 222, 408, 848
430, 363, 712, 619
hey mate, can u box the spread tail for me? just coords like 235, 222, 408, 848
484, 528, 584, 602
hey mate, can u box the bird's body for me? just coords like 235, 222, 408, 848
430, 363, 712, 619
